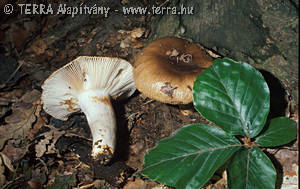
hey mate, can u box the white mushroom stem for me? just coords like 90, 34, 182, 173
77, 90, 116, 163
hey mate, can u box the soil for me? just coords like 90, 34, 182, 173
0, 1, 298, 189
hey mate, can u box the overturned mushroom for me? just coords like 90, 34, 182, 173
133, 37, 213, 104
41, 56, 135, 164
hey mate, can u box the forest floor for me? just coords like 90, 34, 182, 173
0, 1, 298, 189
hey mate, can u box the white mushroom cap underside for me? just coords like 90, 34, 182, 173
41, 56, 136, 120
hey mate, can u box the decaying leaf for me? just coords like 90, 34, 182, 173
35, 125, 65, 158
123, 178, 147, 189
130, 28, 146, 39
120, 38, 131, 48
27, 167, 48, 189
118, 28, 146, 49
0, 152, 14, 172
0, 102, 36, 150
29, 99, 45, 140
31, 39, 47, 55
0, 90, 41, 150
281, 164, 298, 189
21, 89, 41, 104
0, 152, 15, 187
1, 140, 28, 162
0, 157, 6, 187
123, 178, 162, 189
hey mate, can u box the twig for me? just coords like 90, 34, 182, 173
79, 182, 95, 189
158, 0, 170, 8
279, 146, 298, 151
0, 60, 24, 89
143, 99, 154, 105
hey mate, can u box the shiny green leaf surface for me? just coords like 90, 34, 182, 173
193, 58, 270, 138
227, 146, 276, 189
256, 117, 297, 147
141, 124, 241, 189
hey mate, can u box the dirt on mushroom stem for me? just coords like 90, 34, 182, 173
41, 56, 136, 165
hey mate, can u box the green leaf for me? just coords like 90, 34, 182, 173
141, 124, 241, 189
193, 58, 270, 138
227, 146, 276, 189
255, 117, 297, 147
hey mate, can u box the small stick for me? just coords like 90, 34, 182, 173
0, 60, 24, 89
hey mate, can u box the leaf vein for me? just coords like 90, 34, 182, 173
142, 145, 242, 171
211, 65, 249, 137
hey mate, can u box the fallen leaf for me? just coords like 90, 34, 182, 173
0, 156, 6, 187
281, 164, 298, 189
0, 152, 15, 187
120, 38, 131, 48
28, 178, 43, 189
132, 42, 143, 49
0, 88, 23, 99
28, 99, 44, 140
130, 28, 145, 39
205, 171, 227, 189
1, 140, 27, 162
31, 39, 47, 55
0, 152, 14, 172
206, 48, 221, 58
28, 167, 48, 188
0, 102, 36, 150
123, 178, 161, 189
123, 178, 147, 189
180, 109, 193, 116
21, 89, 41, 104
35, 125, 65, 158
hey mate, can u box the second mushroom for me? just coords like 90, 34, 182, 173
133, 37, 213, 104
41, 56, 136, 164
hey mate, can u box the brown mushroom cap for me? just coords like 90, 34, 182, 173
133, 37, 213, 104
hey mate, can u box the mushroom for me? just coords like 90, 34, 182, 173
41, 56, 135, 164
133, 37, 213, 104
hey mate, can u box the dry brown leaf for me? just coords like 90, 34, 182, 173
0, 157, 6, 187
0, 152, 14, 172
205, 171, 227, 189
205, 48, 221, 58
29, 116, 45, 140
123, 178, 161, 189
126, 142, 146, 170
35, 125, 65, 158
130, 28, 145, 39
118, 28, 146, 49
0, 89, 42, 150
21, 89, 41, 104
282, 164, 298, 189
27, 167, 47, 189
1, 140, 27, 162
0, 102, 36, 150
27, 178, 43, 189
0, 89, 23, 99
123, 178, 147, 189
28, 99, 45, 140
120, 38, 131, 49
132, 42, 144, 49
31, 39, 47, 55
0, 152, 15, 187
